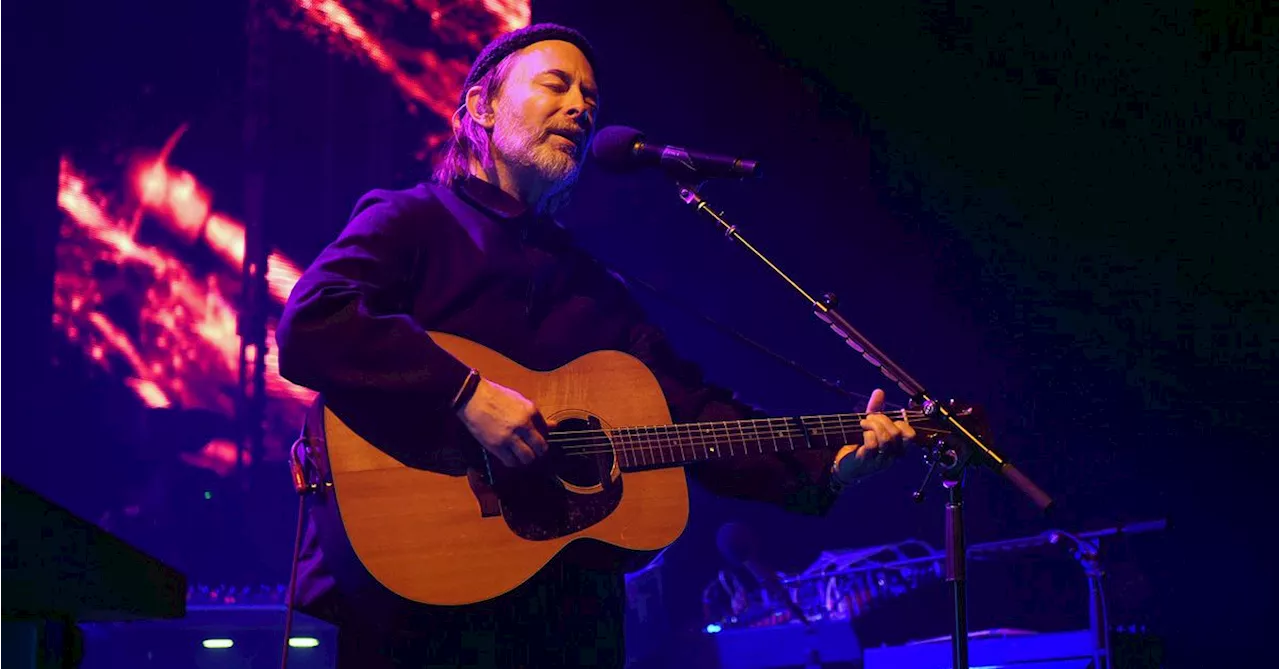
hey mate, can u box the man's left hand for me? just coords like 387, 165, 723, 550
832, 389, 916, 484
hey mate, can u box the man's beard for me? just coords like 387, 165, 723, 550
491, 107, 582, 196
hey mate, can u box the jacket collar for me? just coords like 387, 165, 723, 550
455, 174, 530, 220
452, 174, 567, 245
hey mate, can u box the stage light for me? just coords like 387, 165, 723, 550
288, 637, 320, 648
201, 638, 234, 649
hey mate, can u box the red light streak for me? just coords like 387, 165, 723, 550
130, 147, 306, 307
52, 2, 527, 470
55, 157, 315, 465
180, 438, 248, 477
284, 0, 529, 155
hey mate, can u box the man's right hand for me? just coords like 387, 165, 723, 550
455, 378, 550, 467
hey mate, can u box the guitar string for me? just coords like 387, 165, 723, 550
544, 418, 953, 460
546, 410, 929, 438
549, 415, 938, 449
550, 419, 942, 460
544, 427, 954, 461
550, 411, 931, 442
547, 412, 933, 446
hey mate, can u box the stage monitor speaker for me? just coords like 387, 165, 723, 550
78, 604, 337, 669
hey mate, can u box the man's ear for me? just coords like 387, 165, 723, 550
464, 85, 496, 129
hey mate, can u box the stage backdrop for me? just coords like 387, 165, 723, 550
34, 0, 533, 585
30, 0, 1244, 660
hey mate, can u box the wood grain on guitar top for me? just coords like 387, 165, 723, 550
322, 331, 691, 606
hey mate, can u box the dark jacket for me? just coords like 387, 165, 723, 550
275, 176, 839, 643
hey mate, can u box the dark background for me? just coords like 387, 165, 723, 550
4, 0, 1274, 665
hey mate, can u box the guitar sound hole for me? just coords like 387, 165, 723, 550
551, 417, 615, 489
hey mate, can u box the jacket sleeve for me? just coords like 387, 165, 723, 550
624, 320, 842, 517
275, 189, 471, 410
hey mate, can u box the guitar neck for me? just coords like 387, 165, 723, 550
608, 414, 866, 471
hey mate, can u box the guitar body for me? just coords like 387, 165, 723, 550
322, 332, 690, 606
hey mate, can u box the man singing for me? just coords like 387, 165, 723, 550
277, 22, 914, 668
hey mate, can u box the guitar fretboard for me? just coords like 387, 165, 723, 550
604, 414, 865, 471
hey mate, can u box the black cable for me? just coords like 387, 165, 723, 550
280, 483, 308, 669
281, 427, 316, 669
610, 267, 866, 403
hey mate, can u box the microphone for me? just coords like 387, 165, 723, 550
591, 125, 761, 180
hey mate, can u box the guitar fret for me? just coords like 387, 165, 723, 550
799, 416, 814, 451
608, 410, 899, 471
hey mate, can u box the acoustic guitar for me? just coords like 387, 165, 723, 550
320, 331, 938, 606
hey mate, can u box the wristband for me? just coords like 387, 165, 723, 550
451, 368, 481, 412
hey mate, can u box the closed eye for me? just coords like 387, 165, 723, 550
538, 69, 599, 106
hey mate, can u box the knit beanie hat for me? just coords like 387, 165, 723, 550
460, 23, 598, 103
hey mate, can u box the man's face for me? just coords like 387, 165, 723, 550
488, 40, 599, 194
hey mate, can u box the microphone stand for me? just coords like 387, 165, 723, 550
670, 179, 1055, 669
